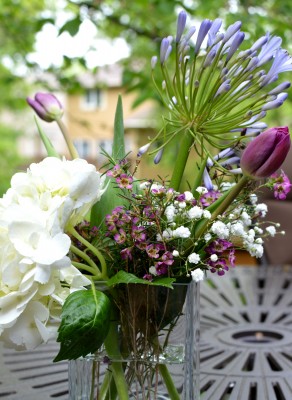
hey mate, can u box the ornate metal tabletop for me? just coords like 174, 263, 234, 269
200, 265, 292, 400
1, 265, 292, 399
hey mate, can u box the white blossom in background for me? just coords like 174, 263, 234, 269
188, 206, 204, 219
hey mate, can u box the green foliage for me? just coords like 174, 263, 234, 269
0, 124, 24, 196
90, 96, 128, 227
54, 288, 112, 361
106, 270, 175, 288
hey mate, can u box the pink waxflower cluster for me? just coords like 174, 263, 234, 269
269, 170, 292, 200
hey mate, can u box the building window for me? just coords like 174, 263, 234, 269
74, 139, 91, 158
81, 89, 105, 110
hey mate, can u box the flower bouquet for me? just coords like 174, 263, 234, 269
0, 11, 292, 400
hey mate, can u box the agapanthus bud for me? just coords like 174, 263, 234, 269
27, 92, 63, 122
241, 126, 291, 179
176, 10, 187, 43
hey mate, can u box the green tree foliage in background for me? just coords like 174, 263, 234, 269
0, 0, 291, 193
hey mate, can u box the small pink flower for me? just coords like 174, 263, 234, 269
114, 229, 127, 244
270, 170, 292, 200
116, 174, 133, 189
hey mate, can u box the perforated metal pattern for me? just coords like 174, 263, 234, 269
1, 266, 292, 399
200, 265, 292, 400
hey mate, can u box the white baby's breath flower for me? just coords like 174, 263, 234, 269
246, 243, 264, 258
249, 194, 258, 205
188, 253, 201, 264
230, 221, 246, 237
188, 206, 203, 219
173, 226, 191, 238
255, 203, 268, 217
210, 254, 218, 262
172, 250, 179, 257
211, 221, 230, 239
196, 186, 208, 194
162, 229, 174, 239
191, 268, 205, 282
254, 226, 263, 234
266, 225, 276, 236
204, 233, 212, 242
203, 210, 211, 219
165, 205, 176, 222
184, 191, 194, 201
149, 266, 158, 276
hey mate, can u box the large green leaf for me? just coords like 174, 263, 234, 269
107, 270, 175, 288
54, 289, 111, 362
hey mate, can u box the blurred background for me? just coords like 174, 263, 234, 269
0, 0, 292, 196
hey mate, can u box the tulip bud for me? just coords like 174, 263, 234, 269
27, 92, 63, 122
241, 126, 291, 179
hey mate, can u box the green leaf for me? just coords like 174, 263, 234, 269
112, 95, 125, 160
59, 16, 81, 36
90, 96, 127, 227
54, 289, 111, 362
34, 117, 60, 158
106, 271, 175, 288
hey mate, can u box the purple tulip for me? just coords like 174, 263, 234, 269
241, 126, 291, 179
27, 92, 63, 122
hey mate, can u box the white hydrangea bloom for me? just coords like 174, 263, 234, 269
191, 268, 205, 282
0, 157, 103, 351
266, 225, 276, 236
188, 253, 201, 264
173, 226, 191, 239
211, 221, 230, 239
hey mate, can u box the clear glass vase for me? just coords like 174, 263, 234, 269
68, 281, 200, 400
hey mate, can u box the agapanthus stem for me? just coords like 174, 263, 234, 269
158, 364, 180, 400
56, 118, 79, 159
104, 319, 130, 400
169, 131, 193, 191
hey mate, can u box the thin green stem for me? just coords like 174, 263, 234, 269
70, 245, 101, 276
104, 319, 129, 400
68, 225, 108, 279
56, 118, 79, 159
